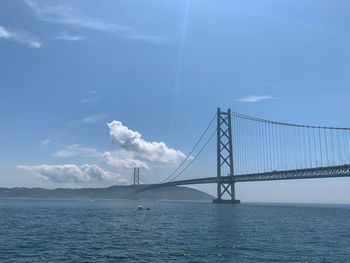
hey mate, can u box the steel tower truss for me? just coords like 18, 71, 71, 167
213, 108, 240, 203
133, 168, 140, 185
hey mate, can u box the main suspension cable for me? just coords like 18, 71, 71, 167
232, 111, 350, 130
169, 128, 217, 182
159, 113, 217, 183
139, 173, 151, 184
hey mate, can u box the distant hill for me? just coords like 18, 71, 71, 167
0, 185, 214, 201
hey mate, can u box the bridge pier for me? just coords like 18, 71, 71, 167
213, 181, 240, 204
213, 108, 240, 204
213, 199, 240, 204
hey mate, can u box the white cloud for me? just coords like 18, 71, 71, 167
41, 139, 51, 145
54, 144, 103, 158
0, 25, 42, 48
24, 0, 167, 43
52, 122, 185, 176
83, 114, 106, 124
238, 95, 275, 103
103, 151, 149, 170
0, 26, 12, 38
54, 144, 149, 170
80, 96, 100, 104
56, 30, 84, 41
18, 164, 127, 184
107, 121, 185, 163
24, 0, 128, 32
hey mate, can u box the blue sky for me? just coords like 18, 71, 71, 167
1, 0, 350, 203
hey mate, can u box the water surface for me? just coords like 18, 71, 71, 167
1, 199, 350, 262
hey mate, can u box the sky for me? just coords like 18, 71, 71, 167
1, 0, 350, 203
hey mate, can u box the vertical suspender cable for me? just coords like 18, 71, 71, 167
258, 121, 262, 172
336, 129, 341, 164
288, 126, 292, 169
272, 123, 276, 170
241, 117, 245, 174
318, 128, 323, 166
324, 128, 329, 165
308, 128, 312, 167
293, 127, 296, 169
344, 130, 349, 164
312, 128, 318, 167
298, 127, 302, 168
254, 122, 261, 173
283, 126, 286, 170
346, 130, 350, 164
238, 117, 242, 174
264, 122, 267, 171
303, 128, 307, 168
330, 129, 335, 165
275, 124, 279, 170
280, 125, 284, 170
269, 123, 274, 170
257, 121, 261, 173
234, 116, 238, 174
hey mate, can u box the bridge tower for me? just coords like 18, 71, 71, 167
213, 108, 240, 203
133, 168, 140, 185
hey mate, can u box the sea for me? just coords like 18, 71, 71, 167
0, 199, 350, 262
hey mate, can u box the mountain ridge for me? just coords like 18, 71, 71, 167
0, 185, 214, 201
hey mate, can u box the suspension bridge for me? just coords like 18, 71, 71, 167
133, 108, 350, 203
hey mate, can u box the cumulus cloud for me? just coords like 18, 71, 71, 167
103, 151, 149, 170
56, 30, 84, 41
24, 0, 167, 43
238, 95, 275, 103
18, 164, 127, 184
50, 121, 185, 180
54, 144, 148, 170
107, 121, 185, 163
54, 144, 103, 158
0, 25, 42, 48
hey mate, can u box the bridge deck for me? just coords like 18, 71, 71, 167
145, 164, 350, 190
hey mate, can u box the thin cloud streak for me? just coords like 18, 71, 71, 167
0, 25, 42, 48
56, 30, 84, 41
54, 144, 103, 158
83, 114, 106, 124
238, 95, 275, 103
41, 139, 51, 145
80, 96, 100, 104
24, 0, 168, 43
24, 0, 129, 32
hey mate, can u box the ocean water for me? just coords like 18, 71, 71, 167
0, 199, 350, 262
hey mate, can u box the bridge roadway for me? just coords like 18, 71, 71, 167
143, 164, 350, 190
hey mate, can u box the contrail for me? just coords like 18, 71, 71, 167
171, 0, 191, 124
